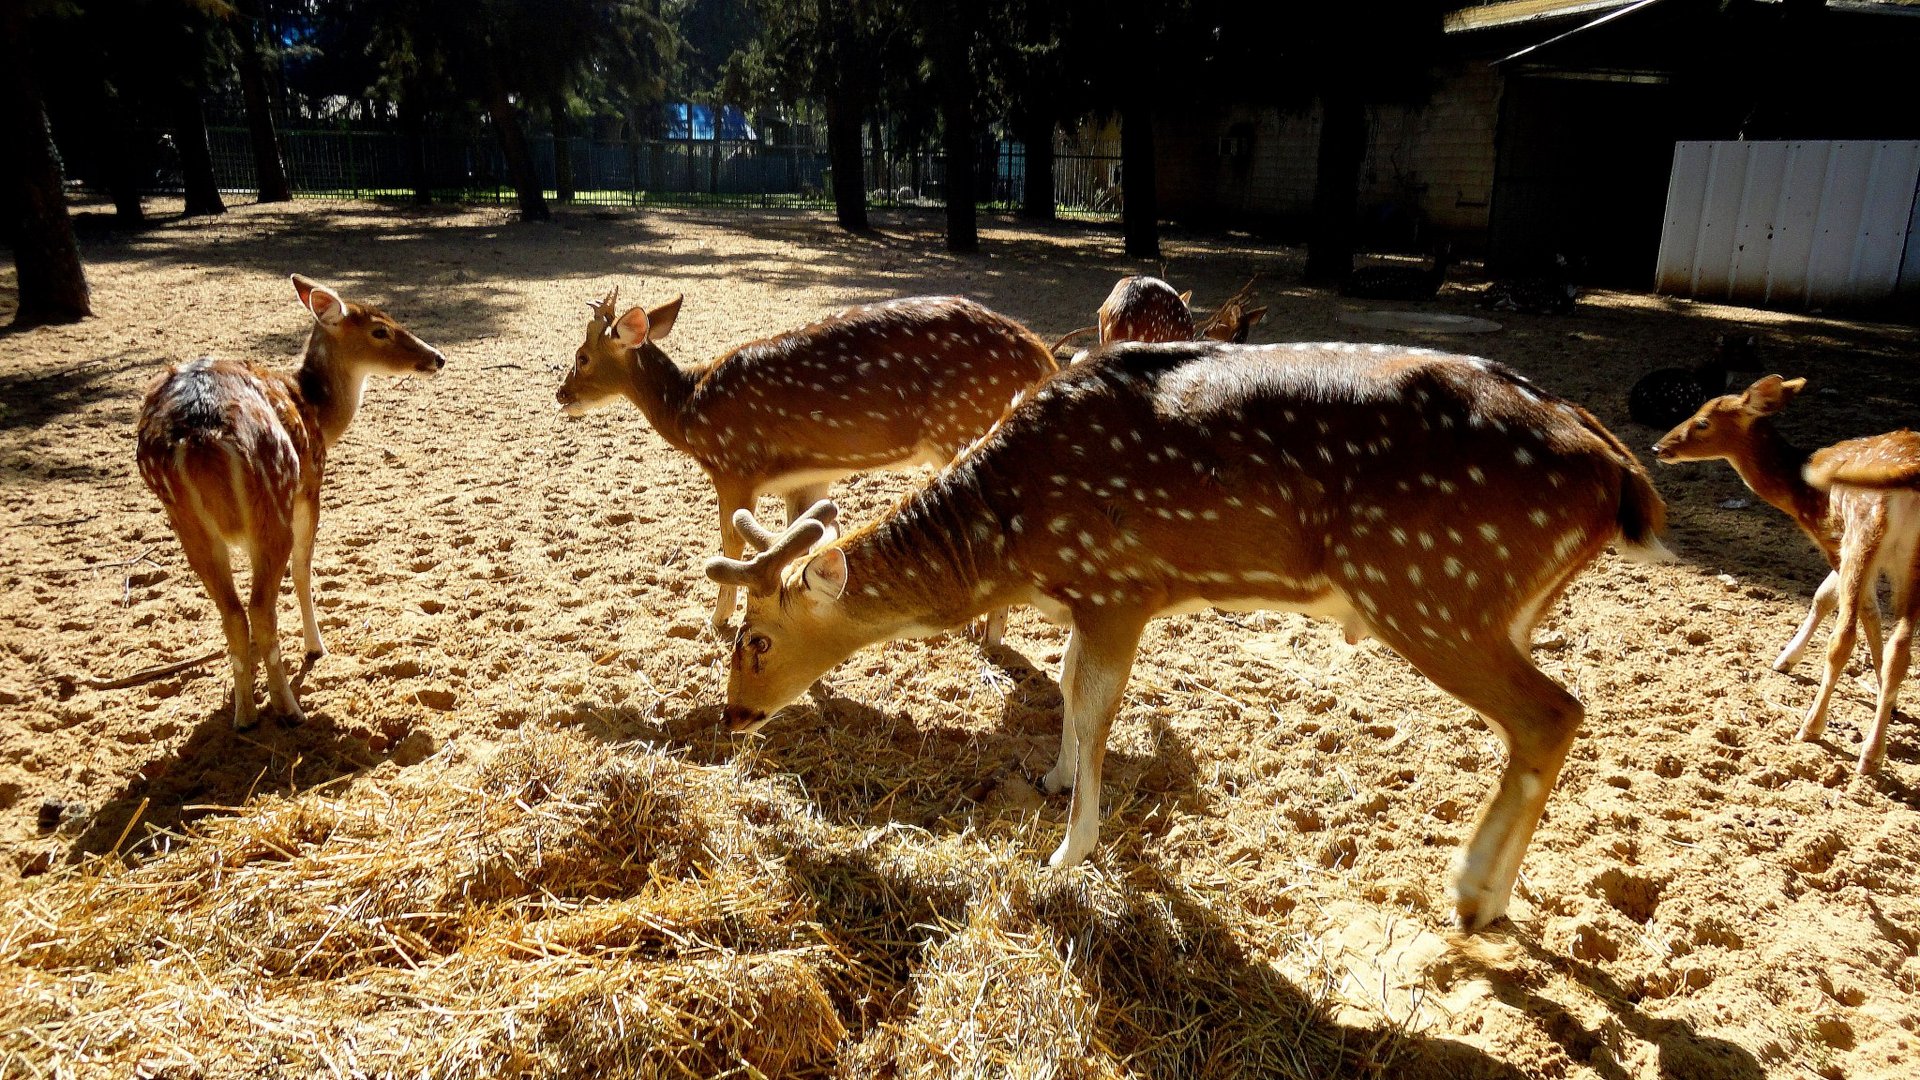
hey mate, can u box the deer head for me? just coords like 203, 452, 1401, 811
293, 274, 445, 377
703, 501, 857, 731
1653, 374, 1806, 464
555, 287, 684, 415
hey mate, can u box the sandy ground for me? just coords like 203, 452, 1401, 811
4, 198, 1920, 1077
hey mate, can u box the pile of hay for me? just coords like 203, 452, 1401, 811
1, 728, 1405, 1078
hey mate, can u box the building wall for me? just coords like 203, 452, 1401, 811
1155, 61, 1500, 246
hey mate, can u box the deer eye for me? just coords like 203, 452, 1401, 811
576, 352, 589, 367
371, 326, 390, 340
747, 634, 772, 655
1694, 418, 1710, 430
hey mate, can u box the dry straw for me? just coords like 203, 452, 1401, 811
2, 724, 1413, 1078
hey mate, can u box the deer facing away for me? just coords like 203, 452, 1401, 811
555, 290, 1058, 636
1656, 375, 1920, 772
136, 275, 446, 729
707, 340, 1668, 929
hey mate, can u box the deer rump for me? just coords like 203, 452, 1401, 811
951, 340, 1663, 638
136, 359, 319, 542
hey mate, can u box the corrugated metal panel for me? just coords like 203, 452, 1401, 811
1654, 140, 1920, 307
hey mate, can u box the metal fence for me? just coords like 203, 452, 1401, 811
192, 125, 1123, 218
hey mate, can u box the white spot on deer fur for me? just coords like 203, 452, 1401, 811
1515, 446, 1534, 466
1466, 570, 1481, 589
1418, 532, 1435, 550
1407, 565, 1423, 585
1443, 557, 1462, 578
1467, 466, 1486, 485
1529, 509, 1550, 527
1553, 529, 1586, 561
1389, 527, 1408, 545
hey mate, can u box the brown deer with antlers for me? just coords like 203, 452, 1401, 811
136, 275, 446, 729
1655, 375, 1920, 772
1058, 276, 1267, 355
706, 340, 1667, 929
555, 290, 1058, 637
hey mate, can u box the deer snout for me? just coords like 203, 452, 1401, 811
721, 704, 768, 733
416, 347, 447, 375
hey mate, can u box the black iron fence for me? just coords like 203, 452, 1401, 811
185, 125, 1122, 218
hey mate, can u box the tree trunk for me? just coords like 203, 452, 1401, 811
549, 92, 574, 203
106, 98, 146, 225
868, 114, 883, 194
174, 76, 226, 217
1017, 104, 1055, 221
825, 83, 868, 230
231, 5, 290, 203
402, 91, 431, 204
941, 94, 978, 253
483, 58, 549, 222
2, 8, 91, 326
1120, 98, 1157, 258
1304, 90, 1366, 285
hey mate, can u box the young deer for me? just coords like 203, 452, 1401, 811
1797, 434, 1920, 773
706, 340, 1668, 929
555, 289, 1057, 635
135, 275, 446, 728
1655, 376, 1920, 772
1652, 375, 1884, 679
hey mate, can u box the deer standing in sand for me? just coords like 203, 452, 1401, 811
136, 275, 446, 728
705, 340, 1668, 929
1656, 375, 1920, 772
555, 290, 1057, 636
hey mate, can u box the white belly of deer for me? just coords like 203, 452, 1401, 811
764, 448, 945, 497
1155, 587, 1370, 641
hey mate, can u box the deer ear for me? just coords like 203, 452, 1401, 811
803, 548, 848, 600
1744, 374, 1806, 414
292, 274, 345, 326
646, 295, 683, 341
613, 305, 652, 346
1178, 290, 1193, 306
1244, 306, 1268, 326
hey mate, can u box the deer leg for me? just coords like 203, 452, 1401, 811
247, 531, 301, 723
174, 514, 255, 730
1860, 580, 1918, 774
1800, 553, 1870, 743
290, 495, 325, 661
1046, 613, 1144, 869
1774, 571, 1838, 673
1396, 635, 1582, 929
711, 479, 756, 632
783, 483, 831, 525
1040, 624, 1084, 795
970, 606, 1008, 647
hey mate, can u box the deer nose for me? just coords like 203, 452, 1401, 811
721, 705, 767, 733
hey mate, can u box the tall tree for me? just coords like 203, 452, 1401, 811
2, 2, 91, 326
167, 7, 228, 216
923, 0, 988, 252
229, 0, 292, 202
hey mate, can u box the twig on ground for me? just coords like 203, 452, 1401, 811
26, 547, 155, 578
70, 648, 223, 691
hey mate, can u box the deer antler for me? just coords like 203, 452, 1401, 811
1050, 326, 1096, 354
586, 286, 620, 326
705, 501, 840, 597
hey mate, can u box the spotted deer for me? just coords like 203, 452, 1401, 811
1097, 276, 1195, 344
135, 275, 446, 728
706, 340, 1668, 929
555, 290, 1057, 635
1056, 276, 1266, 358
1655, 375, 1918, 772
1652, 376, 1885, 679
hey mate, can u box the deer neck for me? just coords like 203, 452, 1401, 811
833, 481, 1023, 638
297, 330, 370, 448
1728, 422, 1828, 541
619, 342, 699, 447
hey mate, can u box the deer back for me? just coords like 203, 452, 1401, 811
679, 296, 1057, 476
1097, 276, 1195, 344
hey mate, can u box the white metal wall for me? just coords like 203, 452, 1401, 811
1654, 140, 1920, 308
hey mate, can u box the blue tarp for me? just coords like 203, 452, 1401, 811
664, 103, 754, 141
